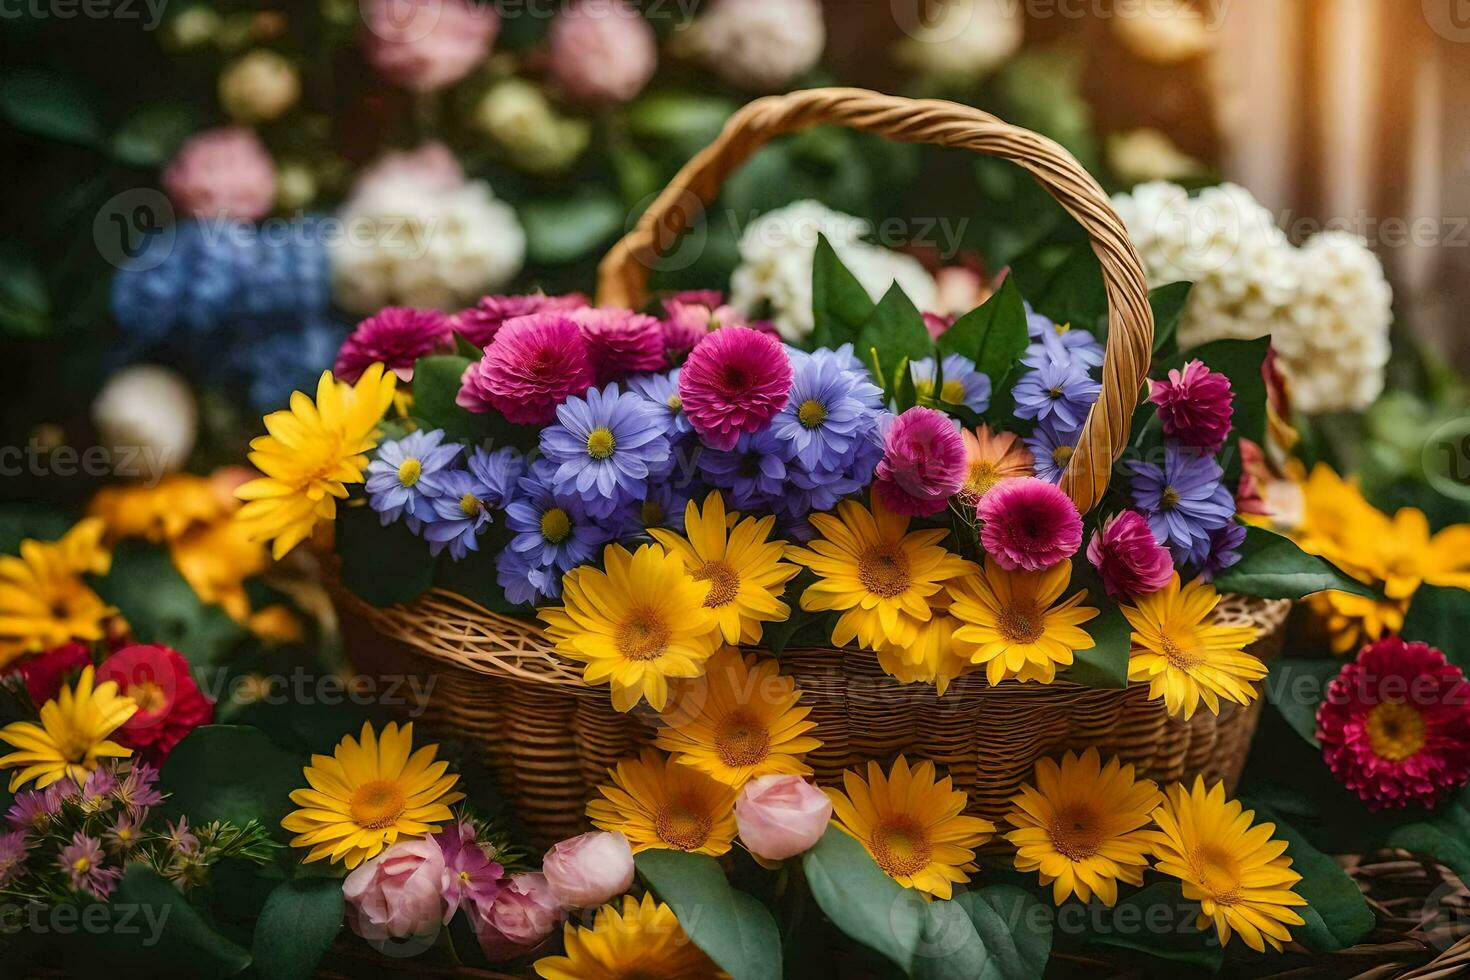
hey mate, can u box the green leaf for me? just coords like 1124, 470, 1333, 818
1157, 337, 1269, 483
108, 103, 198, 167
1083, 881, 1223, 971
1148, 282, 1193, 355
810, 233, 877, 351
939, 277, 1028, 390
1027, 244, 1107, 334
1059, 562, 1130, 689
858, 284, 932, 372
916, 886, 1052, 979
94, 542, 247, 666
1403, 586, 1467, 670
0, 68, 101, 146
627, 91, 737, 146
802, 825, 926, 974
1212, 527, 1377, 600
252, 878, 344, 980
411, 355, 540, 451
0, 244, 51, 339
635, 850, 782, 980
160, 726, 301, 838
1240, 799, 1375, 952
521, 188, 626, 265
1263, 658, 1341, 747
335, 504, 436, 607
1385, 790, 1470, 881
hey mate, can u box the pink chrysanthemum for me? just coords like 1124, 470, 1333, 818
451, 293, 590, 349
1149, 359, 1235, 455
678, 326, 792, 450
659, 292, 775, 367
872, 407, 968, 517
161, 127, 275, 221
978, 477, 1083, 572
59, 832, 120, 899
923, 312, 955, 339
1086, 510, 1174, 598
1317, 637, 1470, 811
570, 308, 665, 383
457, 313, 594, 424
361, 0, 499, 93
335, 307, 454, 383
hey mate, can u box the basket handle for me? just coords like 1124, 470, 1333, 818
596, 87, 1153, 515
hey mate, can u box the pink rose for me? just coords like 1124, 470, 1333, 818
161, 127, 275, 221
362, 0, 499, 92
735, 775, 833, 861
541, 831, 635, 910
473, 872, 561, 961
547, 0, 657, 107
343, 838, 447, 941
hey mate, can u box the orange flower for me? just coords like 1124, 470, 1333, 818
959, 425, 1034, 502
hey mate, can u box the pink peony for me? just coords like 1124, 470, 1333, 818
162, 127, 275, 221
570, 308, 665, 384
923, 312, 955, 339
344, 837, 448, 941
547, 0, 657, 107
1149, 359, 1235, 455
98, 644, 214, 765
678, 326, 792, 450
361, 0, 499, 92
977, 477, 1083, 571
15, 642, 92, 706
335, 307, 454, 383
1317, 637, 1470, 811
735, 775, 833, 862
457, 313, 595, 424
451, 293, 590, 349
541, 831, 635, 910
473, 871, 561, 961
1086, 510, 1174, 599
872, 407, 968, 517
660, 292, 769, 367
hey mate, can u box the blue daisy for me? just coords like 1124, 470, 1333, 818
770, 346, 884, 471
540, 384, 671, 520
365, 430, 462, 532
420, 470, 496, 561
1024, 419, 1080, 485
1024, 306, 1105, 370
504, 461, 607, 573
699, 428, 788, 511
1127, 443, 1236, 556
625, 370, 692, 439
1012, 358, 1102, 430
495, 547, 563, 606
910, 353, 992, 414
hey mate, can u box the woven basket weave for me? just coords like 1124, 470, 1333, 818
335, 88, 1293, 847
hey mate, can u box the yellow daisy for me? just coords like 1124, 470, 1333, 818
0, 666, 137, 792
0, 519, 115, 667
787, 499, 975, 652
87, 474, 228, 543
826, 756, 994, 899
280, 721, 463, 869
236, 364, 397, 560
1004, 749, 1161, 906
648, 491, 799, 645
534, 894, 729, 980
539, 543, 721, 712
586, 749, 738, 856
873, 599, 978, 696
1123, 575, 1264, 719
959, 425, 1036, 503
169, 516, 268, 622
1150, 777, 1307, 952
1305, 590, 1409, 656
947, 558, 1098, 685
654, 647, 821, 787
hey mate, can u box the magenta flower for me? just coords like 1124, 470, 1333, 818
1317, 637, 1470, 810
115, 763, 164, 812
1149, 359, 1235, 455
6, 790, 55, 832
1086, 510, 1175, 598
335, 308, 454, 383
59, 833, 120, 899
872, 407, 968, 517
978, 477, 1083, 571
166, 816, 200, 857
436, 822, 505, 920
678, 326, 792, 450
0, 831, 27, 886
570, 308, 665, 383
452, 293, 590, 349
458, 313, 595, 424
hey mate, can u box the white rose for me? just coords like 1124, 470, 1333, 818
892, 0, 1022, 83
91, 365, 196, 479
685, 0, 825, 91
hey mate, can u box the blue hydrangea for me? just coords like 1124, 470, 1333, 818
222, 314, 348, 414
771, 347, 884, 471
1024, 419, 1080, 485
1127, 443, 1236, 557
365, 430, 462, 532
540, 384, 671, 520
504, 461, 607, 574
1012, 358, 1101, 430
910, 353, 991, 414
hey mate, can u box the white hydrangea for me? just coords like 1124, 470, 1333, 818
892, 0, 1023, 84
330, 168, 525, 314
684, 0, 825, 92
729, 201, 937, 342
1112, 181, 1392, 413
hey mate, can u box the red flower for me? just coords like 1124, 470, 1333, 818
15, 642, 93, 705
1316, 637, 1470, 810
1149, 359, 1234, 455
97, 645, 214, 764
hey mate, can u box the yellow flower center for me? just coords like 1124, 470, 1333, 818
666, 394, 683, 412
1366, 701, 1427, 762
693, 559, 740, 609
127, 681, 167, 715
940, 379, 967, 405
870, 818, 932, 878
1191, 844, 1243, 906
616, 612, 670, 661
1160, 486, 1182, 509
654, 801, 712, 851
998, 600, 1045, 645
586, 427, 616, 460
540, 507, 572, 543
349, 780, 407, 830
1047, 804, 1104, 861
797, 399, 827, 428
72, 856, 92, 874
459, 493, 482, 517
1052, 444, 1074, 469
967, 460, 1002, 498
858, 545, 911, 599
1161, 634, 1205, 669
715, 713, 771, 768
397, 458, 422, 488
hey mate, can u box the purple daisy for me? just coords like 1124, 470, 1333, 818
335, 307, 454, 383
0, 830, 27, 886
540, 384, 671, 520
436, 822, 505, 919
1012, 358, 1102, 430
625, 370, 692, 440
504, 461, 607, 573
366, 430, 462, 532
495, 548, 563, 606
115, 763, 163, 812
698, 428, 789, 511
771, 346, 884, 471
6, 790, 54, 833
1024, 307, 1105, 370
1024, 418, 1080, 484
419, 448, 523, 561
910, 353, 992, 414
59, 833, 120, 899
1189, 521, 1248, 581
1127, 443, 1236, 556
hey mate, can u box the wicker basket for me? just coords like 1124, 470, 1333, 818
335, 88, 1294, 848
